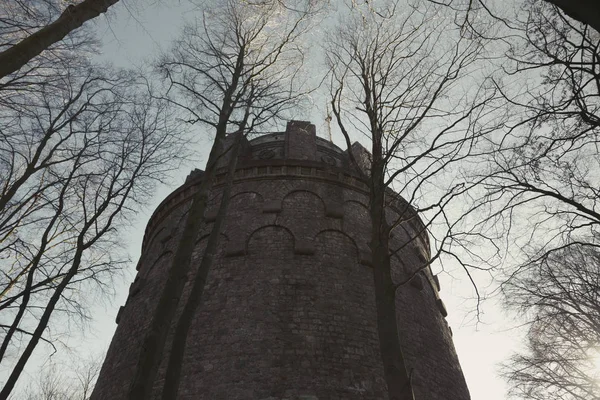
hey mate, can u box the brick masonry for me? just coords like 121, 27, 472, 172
91, 121, 471, 400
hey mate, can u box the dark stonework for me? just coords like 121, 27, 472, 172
91, 121, 471, 400
284, 120, 317, 161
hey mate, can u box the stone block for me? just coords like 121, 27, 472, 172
215, 132, 250, 169
437, 298, 448, 317
409, 273, 424, 291
325, 202, 344, 218
294, 239, 315, 255
225, 242, 246, 257
160, 232, 173, 245
115, 306, 124, 324
262, 200, 282, 213
346, 141, 371, 174
185, 168, 204, 183
129, 277, 144, 297
359, 249, 373, 266
284, 120, 317, 161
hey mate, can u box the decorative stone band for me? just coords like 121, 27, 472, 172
137, 159, 446, 319
142, 159, 430, 256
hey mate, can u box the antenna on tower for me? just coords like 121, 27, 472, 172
325, 102, 332, 142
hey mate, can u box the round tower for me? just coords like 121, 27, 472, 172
92, 121, 470, 400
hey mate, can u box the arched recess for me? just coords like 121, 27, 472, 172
386, 205, 416, 232
314, 229, 360, 269
342, 200, 371, 248
145, 226, 165, 250
176, 207, 190, 226
281, 189, 326, 218
226, 191, 264, 216
230, 190, 263, 202
143, 250, 174, 280
202, 192, 263, 239
246, 224, 295, 258
192, 232, 229, 262
311, 229, 374, 332
389, 220, 429, 260
343, 199, 369, 216
195, 232, 230, 245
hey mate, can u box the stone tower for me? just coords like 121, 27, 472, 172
92, 121, 470, 400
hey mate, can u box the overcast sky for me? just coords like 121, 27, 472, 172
61, 1, 528, 399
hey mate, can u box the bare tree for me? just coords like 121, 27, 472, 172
432, 0, 600, 36
0, 0, 119, 79
470, 0, 600, 279
160, 129, 244, 400
501, 244, 600, 400
455, 1, 600, 396
0, 52, 186, 400
326, 1, 498, 398
126, 1, 313, 398
10, 353, 103, 400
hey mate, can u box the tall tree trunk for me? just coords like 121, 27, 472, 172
127, 128, 228, 400
161, 131, 243, 399
370, 168, 415, 400
0, 189, 65, 363
0, 241, 86, 399
128, 39, 245, 400
0, 0, 119, 79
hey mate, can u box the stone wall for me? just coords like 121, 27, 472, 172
91, 121, 470, 400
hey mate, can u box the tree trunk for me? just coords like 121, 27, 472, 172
370, 170, 415, 400
0, 194, 64, 363
160, 132, 243, 399
0, 0, 119, 79
128, 35, 246, 399
127, 124, 229, 400
0, 243, 85, 400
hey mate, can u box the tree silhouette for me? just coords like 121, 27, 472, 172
502, 245, 600, 400
125, 1, 313, 398
326, 1, 498, 398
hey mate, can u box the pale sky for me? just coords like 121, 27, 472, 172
35, 1, 526, 399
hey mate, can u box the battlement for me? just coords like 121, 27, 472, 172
211, 120, 363, 173
146, 121, 429, 255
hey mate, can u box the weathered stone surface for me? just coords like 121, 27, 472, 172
284, 121, 317, 161
409, 273, 424, 291
324, 201, 344, 218
437, 298, 449, 317
293, 239, 315, 255
204, 209, 218, 222
359, 249, 373, 266
92, 121, 470, 400
262, 199, 283, 213
224, 241, 245, 257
